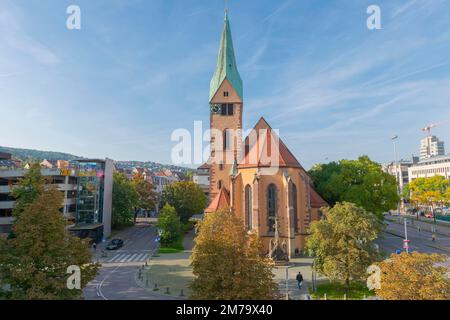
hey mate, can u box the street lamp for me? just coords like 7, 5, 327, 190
391, 136, 401, 213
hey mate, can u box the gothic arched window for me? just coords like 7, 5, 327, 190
289, 181, 299, 233
245, 185, 252, 230
267, 184, 277, 232
223, 129, 228, 151
218, 180, 223, 190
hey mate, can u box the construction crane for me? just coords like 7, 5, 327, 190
421, 118, 450, 136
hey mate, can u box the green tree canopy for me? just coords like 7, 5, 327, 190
306, 202, 383, 289
131, 172, 157, 211
161, 181, 207, 223
157, 204, 182, 245
0, 185, 98, 299
112, 172, 138, 228
190, 210, 279, 300
408, 176, 450, 208
11, 162, 46, 220
308, 156, 399, 219
376, 252, 450, 300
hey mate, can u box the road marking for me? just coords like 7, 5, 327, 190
108, 254, 125, 263
134, 253, 145, 261
126, 253, 139, 262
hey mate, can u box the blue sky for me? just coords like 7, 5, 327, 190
1, 0, 450, 169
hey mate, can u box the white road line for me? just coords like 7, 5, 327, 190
119, 255, 131, 263
106, 255, 118, 263
108, 253, 125, 263
141, 253, 149, 262
126, 253, 138, 262
134, 253, 145, 261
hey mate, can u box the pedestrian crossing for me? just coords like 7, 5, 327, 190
106, 252, 150, 263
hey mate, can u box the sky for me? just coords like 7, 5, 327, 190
1, 0, 450, 169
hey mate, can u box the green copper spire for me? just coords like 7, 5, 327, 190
230, 156, 238, 178
209, 12, 243, 102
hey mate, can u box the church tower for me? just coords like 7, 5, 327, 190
209, 12, 243, 200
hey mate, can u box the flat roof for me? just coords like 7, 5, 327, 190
75, 159, 106, 163
0, 152, 11, 160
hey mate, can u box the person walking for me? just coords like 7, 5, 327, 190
296, 272, 304, 290
92, 242, 97, 251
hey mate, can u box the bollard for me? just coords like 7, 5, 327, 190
153, 283, 159, 291
180, 289, 184, 297
343, 294, 347, 300
324, 293, 327, 300
363, 295, 366, 300
165, 287, 170, 294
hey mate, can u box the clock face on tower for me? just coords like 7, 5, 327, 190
210, 103, 221, 114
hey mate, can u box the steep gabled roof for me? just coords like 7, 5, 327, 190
209, 12, 243, 102
310, 187, 328, 208
238, 117, 302, 169
204, 188, 230, 213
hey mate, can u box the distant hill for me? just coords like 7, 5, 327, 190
0, 145, 190, 173
0, 146, 80, 162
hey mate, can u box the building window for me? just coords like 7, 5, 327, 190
221, 104, 234, 116
267, 184, 277, 232
245, 185, 252, 230
224, 91, 229, 97
219, 162, 224, 170
223, 129, 232, 151
289, 181, 298, 233
218, 180, 223, 190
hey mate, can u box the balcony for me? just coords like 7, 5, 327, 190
0, 185, 11, 194
0, 201, 14, 210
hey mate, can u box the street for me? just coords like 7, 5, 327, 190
377, 218, 450, 256
83, 219, 176, 300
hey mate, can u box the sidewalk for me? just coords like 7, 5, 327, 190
137, 230, 195, 298
273, 257, 322, 300
138, 230, 316, 300
387, 216, 450, 237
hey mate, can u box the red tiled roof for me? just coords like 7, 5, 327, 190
198, 162, 211, 170
238, 117, 302, 169
310, 187, 328, 208
205, 188, 230, 213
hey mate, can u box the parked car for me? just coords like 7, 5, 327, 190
424, 212, 434, 219
106, 239, 124, 250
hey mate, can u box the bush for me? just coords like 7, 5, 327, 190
157, 204, 182, 245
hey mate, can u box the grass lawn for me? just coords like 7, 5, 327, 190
311, 281, 375, 300
158, 236, 184, 254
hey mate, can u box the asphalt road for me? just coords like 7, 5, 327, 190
83, 220, 176, 300
376, 219, 450, 256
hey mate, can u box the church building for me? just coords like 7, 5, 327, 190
205, 12, 327, 260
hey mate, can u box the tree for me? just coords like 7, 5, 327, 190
161, 181, 207, 223
0, 185, 99, 299
112, 172, 138, 228
409, 176, 450, 210
11, 162, 46, 220
309, 156, 399, 219
131, 172, 157, 221
306, 202, 382, 290
376, 252, 450, 300
190, 210, 279, 300
157, 204, 182, 245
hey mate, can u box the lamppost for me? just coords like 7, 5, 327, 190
392, 136, 410, 252
391, 135, 401, 215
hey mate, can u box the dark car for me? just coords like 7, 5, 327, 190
106, 239, 124, 250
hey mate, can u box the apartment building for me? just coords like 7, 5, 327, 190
408, 155, 450, 182
0, 154, 113, 241
193, 162, 210, 198
420, 135, 445, 159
